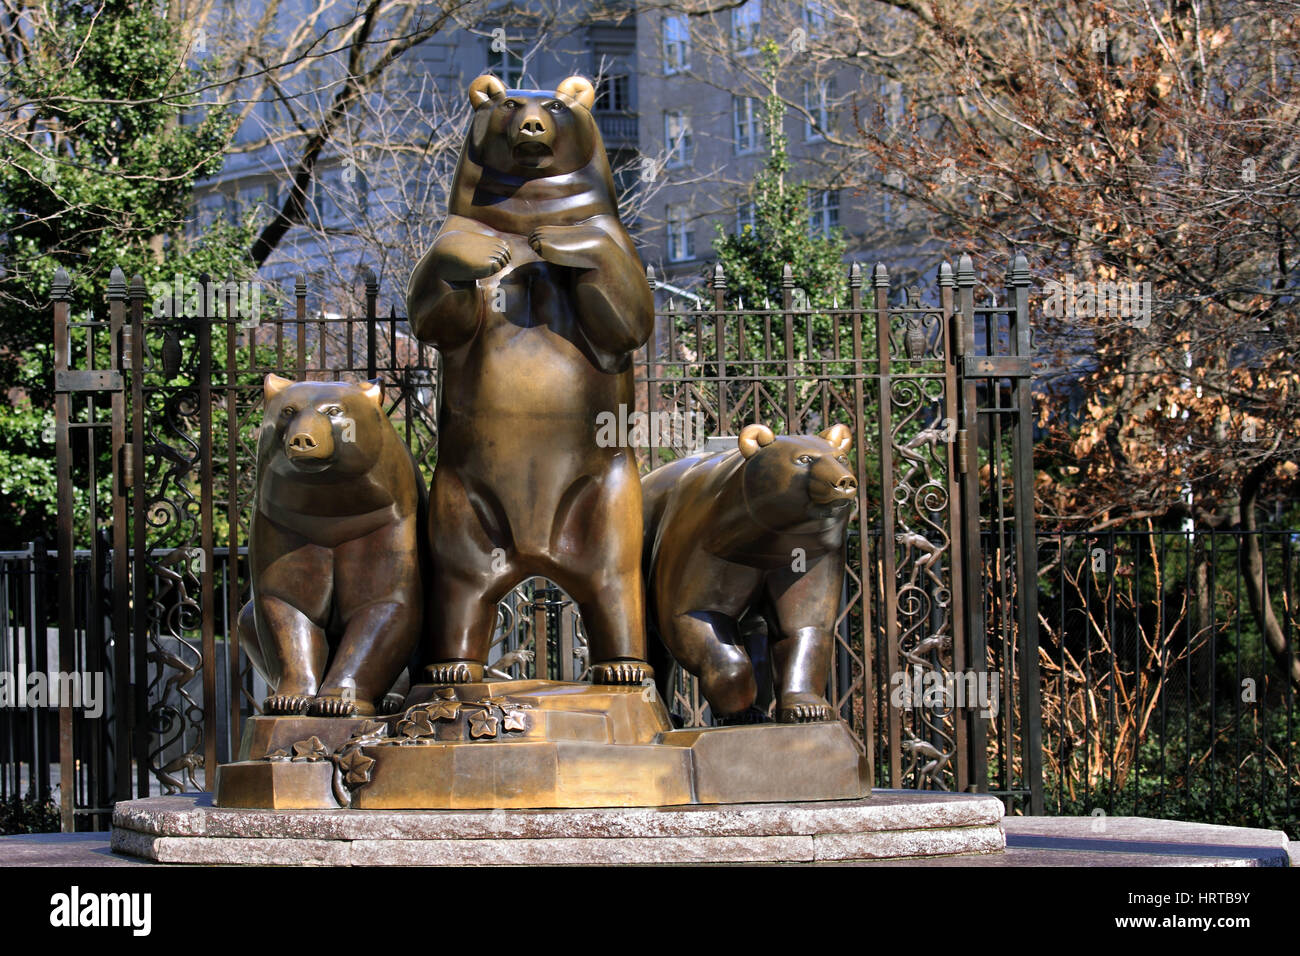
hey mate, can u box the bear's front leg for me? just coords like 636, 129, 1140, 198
527, 222, 610, 270
529, 220, 653, 357
253, 593, 330, 714
313, 599, 418, 717
764, 561, 840, 723
408, 219, 512, 347
314, 522, 424, 716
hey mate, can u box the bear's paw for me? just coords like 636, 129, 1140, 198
263, 694, 313, 715
776, 693, 834, 723
310, 695, 377, 718
425, 660, 485, 684
590, 659, 655, 685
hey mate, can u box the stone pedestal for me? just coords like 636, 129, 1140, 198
111, 791, 1006, 865
216, 680, 869, 810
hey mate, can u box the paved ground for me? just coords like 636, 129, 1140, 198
1, 815, 1293, 866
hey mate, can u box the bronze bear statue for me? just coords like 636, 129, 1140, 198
238, 375, 425, 717
641, 423, 858, 722
406, 73, 655, 685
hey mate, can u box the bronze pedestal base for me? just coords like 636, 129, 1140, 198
215, 680, 868, 810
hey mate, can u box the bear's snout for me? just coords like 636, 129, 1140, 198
810, 463, 857, 507
284, 414, 335, 466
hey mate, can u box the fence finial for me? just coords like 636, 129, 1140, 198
363, 267, 378, 296
646, 264, 656, 291
52, 267, 71, 301
956, 254, 975, 287
938, 262, 954, 287
129, 274, 147, 300
295, 274, 307, 298
712, 262, 726, 289
1007, 253, 1030, 286
781, 263, 794, 289
872, 262, 889, 289
849, 262, 862, 288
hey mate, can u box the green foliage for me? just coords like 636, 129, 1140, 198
0, 3, 257, 547
0, 402, 59, 544
711, 42, 848, 314
0, 790, 61, 835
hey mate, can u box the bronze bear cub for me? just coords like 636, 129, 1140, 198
239, 375, 425, 717
641, 424, 858, 722
406, 74, 655, 685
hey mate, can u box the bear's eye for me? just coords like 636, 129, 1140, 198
503, 99, 520, 110
837, 455, 849, 464
322, 405, 343, 417
279, 406, 296, 418
545, 100, 566, 113
796, 454, 815, 465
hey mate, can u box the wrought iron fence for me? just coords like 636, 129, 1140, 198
1035, 527, 1297, 836
35, 254, 1046, 829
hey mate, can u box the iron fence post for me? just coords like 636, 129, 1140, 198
1006, 254, 1044, 813
109, 268, 131, 802
872, 263, 902, 786
52, 269, 75, 831
954, 254, 988, 792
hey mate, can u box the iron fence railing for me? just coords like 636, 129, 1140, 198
5, 526, 1296, 834
38, 254, 1046, 829
1034, 527, 1297, 836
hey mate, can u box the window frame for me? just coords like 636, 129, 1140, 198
664, 110, 692, 167
808, 188, 840, 237
733, 95, 762, 154
732, 0, 762, 55
666, 203, 696, 262
663, 16, 691, 74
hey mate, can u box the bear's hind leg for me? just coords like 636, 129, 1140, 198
664, 610, 757, 718
426, 570, 505, 684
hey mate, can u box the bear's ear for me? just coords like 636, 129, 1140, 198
360, 379, 383, 408
469, 74, 507, 108
556, 75, 596, 110
819, 423, 852, 453
738, 423, 776, 459
264, 373, 292, 401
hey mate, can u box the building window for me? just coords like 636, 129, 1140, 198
309, 172, 341, 228
732, 0, 762, 54
735, 201, 756, 235
808, 189, 840, 237
803, 0, 829, 34
667, 204, 695, 261
489, 44, 524, 87
663, 16, 690, 74
347, 164, 370, 218
733, 96, 762, 154
803, 78, 834, 141
664, 111, 692, 166
595, 74, 631, 112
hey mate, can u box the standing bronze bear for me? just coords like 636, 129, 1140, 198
406, 74, 655, 685
641, 424, 857, 722
239, 375, 425, 717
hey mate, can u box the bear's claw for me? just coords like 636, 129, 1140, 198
426, 661, 485, 684
776, 696, 834, 723
590, 660, 654, 685
378, 693, 406, 715
263, 694, 312, 715
310, 695, 376, 718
